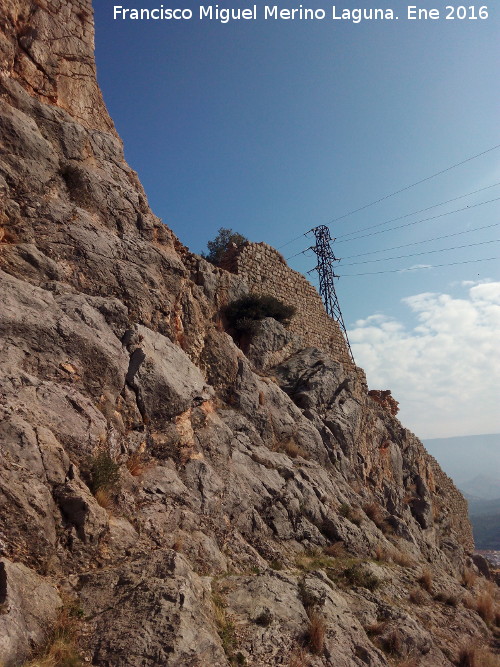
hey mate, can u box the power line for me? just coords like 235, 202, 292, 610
340, 256, 498, 277
287, 221, 500, 263
335, 196, 500, 244
338, 238, 500, 267
277, 232, 308, 250
319, 143, 500, 229
340, 221, 500, 259
286, 247, 312, 260
335, 182, 500, 240
276, 143, 500, 251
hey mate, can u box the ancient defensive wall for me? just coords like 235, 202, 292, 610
220, 242, 355, 370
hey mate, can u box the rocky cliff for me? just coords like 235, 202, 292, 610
1, 2, 499, 666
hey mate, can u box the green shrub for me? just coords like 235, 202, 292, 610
89, 452, 120, 494
224, 294, 295, 334
339, 503, 351, 518
343, 564, 380, 591
202, 227, 248, 265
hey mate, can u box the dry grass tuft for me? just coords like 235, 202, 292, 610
362, 502, 393, 534
305, 612, 326, 655
373, 544, 413, 567
171, 535, 184, 552
409, 587, 427, 605
364, 502, 385, 525
396, 657, 420, 667
365, 620, 387, 637
94, 487, 114, 511
417, 567, 433, 593
338, 503, 364, 526
391, 550, 414, 567
475, 591, 495, 624
457, 646, 500, 667
272, 438, 309, 460
125, 451, 150, 476
434, 591, 459, 607
462, 590, 500, 626
295, 551, 335, 572
382, 629, 403, 655
461, 568, 477, 589
212, 593, 237, 656
323, 542, 347, 558
22, 605, 83, 667
288, 646, 310, 667
463, 594, 476, 610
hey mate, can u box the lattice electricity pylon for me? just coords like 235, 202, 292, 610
310, 225, 355, 362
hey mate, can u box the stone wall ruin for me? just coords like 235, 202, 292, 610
220, 242, 355, 370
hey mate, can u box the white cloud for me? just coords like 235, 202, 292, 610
349, 282, 500, 438
403, 263, 432, 272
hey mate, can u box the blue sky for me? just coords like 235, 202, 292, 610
92, 1, 500, 438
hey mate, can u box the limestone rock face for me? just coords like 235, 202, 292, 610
0, 559, 62, 667
0, 2, 494, 667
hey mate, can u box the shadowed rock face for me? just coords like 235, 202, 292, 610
0, 3, 494, 667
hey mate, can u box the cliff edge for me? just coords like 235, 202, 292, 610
0, 2, 498, 666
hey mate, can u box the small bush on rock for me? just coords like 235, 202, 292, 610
88, 452, 120, 495
343, 564, 380, 591
224, 295, 295, 334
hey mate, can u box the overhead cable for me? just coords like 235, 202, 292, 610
286, 247, 312, 260
335, 196, 500, 244
335, 182, 500, 239
338, 238, 500, 267
340, 256, 498, 277
319, 142, 500, 229
277, 232, 308, 250
340, 221, 500, 259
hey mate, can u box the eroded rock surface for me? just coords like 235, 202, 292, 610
0, 2, 497, 666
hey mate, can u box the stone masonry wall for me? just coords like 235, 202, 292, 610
221, 242, 355, 370
428, 455, 474, 552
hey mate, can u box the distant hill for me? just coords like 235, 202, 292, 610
464, 494, 500, 548
423, 435, 500, 549
466, 495, 500, 517
423, 433, 500, 487
460, 474, 500, 501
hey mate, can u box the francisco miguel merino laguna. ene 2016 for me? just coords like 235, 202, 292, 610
112, 4, 399, 23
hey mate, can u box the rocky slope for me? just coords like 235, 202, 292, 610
1, 2, 499, 666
